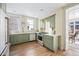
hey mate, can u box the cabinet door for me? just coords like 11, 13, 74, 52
10, 35, 19, 45
50, 15, 55, 28
43, 35, 53, 50
21, 34, 29, 42
10, 34, 29, 45
29, 34, 35, 41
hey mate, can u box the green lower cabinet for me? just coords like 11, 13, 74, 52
43, 36, 53, 50
43, 35, 58, 51
10, 34, 29, 45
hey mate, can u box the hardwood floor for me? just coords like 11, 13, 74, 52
64, 43, 79, 56
10, 41, 79, 56
10, 41, 64, 56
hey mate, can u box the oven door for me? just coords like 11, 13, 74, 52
38, 35, 42, 41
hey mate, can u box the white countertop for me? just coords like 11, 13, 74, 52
9, 31, 48, 35
9, 32, 36, 35
9, 32, 47, 35
45, 34, 60, 36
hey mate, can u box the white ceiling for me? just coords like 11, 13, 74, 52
6, 3, 66, 19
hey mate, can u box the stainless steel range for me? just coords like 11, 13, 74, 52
36, 32, 47, 45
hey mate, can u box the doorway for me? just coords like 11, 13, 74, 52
65, 4, 79, 55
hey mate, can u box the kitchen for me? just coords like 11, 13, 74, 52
0, 3, 79, 56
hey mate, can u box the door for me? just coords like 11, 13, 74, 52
65, 4, 79, 51
0, 9, 6, 54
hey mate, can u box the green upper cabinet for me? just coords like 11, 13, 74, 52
42, 14, 55, 29
49, 15, 55, 29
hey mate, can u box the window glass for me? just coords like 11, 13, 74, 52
75, 21, 79, 24
75, 25, 79, 29
9, 17, 20, 34
27, 18, 34, 31
45, 21, 52, 33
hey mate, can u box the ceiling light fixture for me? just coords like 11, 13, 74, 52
40, 8, 44, 11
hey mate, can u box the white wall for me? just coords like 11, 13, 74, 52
55, 7, 65, 50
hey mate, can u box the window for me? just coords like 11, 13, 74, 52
45, 21, 52, 33
27, 18, 34, 31
9, 17, 20, 34
68, 6, 79, 19
75, 21, 79, 29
